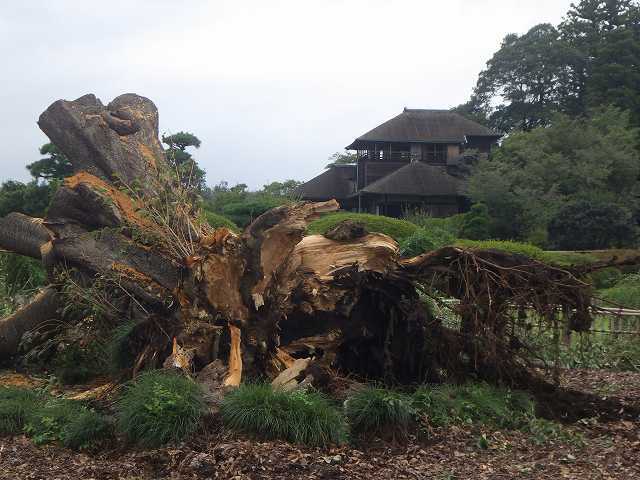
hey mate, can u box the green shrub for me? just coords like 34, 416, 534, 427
459, 203, 491, 240
60, 408, 111, 450
0, 387, 45, 434
599, 273, 640, 309
202, 209, 239, 232
221, 195, 286, 227
403, 212, 466, 237
308, 212, 419, 243
0, 252, 47, 315
590, 267, 623, 290
548, 200, 638, 250
116, 370, 206, 447
412, 383, 534, 429
53, 342, 106, 385
344, 387, 415, 439
399, 227, 455, 257
524, 329, 640, 371
24, 398, 110, 449
221, 384, 347, 447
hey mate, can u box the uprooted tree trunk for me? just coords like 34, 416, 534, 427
0, 93, 599, 391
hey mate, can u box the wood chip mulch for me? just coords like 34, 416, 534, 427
0, 368, 638, 480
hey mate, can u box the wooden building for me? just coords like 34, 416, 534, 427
298, 108, 501, 217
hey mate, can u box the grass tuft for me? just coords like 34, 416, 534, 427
221, 384, 347, 447
412, 383, 535, 429
24, 398, 110, 449
399, 227, 455, 256
116, 370, 206, 447
344, 387, 415, 439
0, 386, 45, 435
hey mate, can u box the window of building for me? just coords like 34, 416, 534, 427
422, 144, 447, 164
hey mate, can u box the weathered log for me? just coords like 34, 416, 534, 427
0, 287, 59, 359
0, 213, 52, 259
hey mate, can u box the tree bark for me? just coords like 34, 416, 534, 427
0, 287, 59, 359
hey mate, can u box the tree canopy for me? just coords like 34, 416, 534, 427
469, 107, 640, 246
26, 143, 73, 182
162, 132, 206, 191
460, 0, 640, 132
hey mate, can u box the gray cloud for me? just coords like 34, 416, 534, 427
1, 0, 572, 188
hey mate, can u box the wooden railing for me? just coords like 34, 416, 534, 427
357, 151, 447, 164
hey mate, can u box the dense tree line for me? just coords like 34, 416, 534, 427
459, 0, 640, 249
457, 0, 640, 132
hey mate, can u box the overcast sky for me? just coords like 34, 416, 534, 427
1, 0, 573, 189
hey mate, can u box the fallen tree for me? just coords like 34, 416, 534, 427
0, 93, 599, 391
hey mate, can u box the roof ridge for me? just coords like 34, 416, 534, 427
403, 108, 450, 113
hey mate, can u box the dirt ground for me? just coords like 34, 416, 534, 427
0, 369, 638, 480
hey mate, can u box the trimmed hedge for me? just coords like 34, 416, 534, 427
202, 210, 240, 232
307, 212, 419, 243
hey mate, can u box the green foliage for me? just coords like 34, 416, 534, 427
469, 108, 640, 242
548, 200, 637, 250
220, 195, 284, 227
599, 273, 640, 309
455, 239, 597, 266
0, 387, 45, 435
162, 131, 206, 191
24, 398, 110, 450
59, 408, 111, 450
0, 253, 47, 303
403, 212, 466, 237
53, 342, 107, 385
459, 203, 491, 240
522, 327, 640, 372
221, 384, 347, 447
471, 23, 579, 132
344, 387, 415, 439
398, 227, 455, 257
467, 0, 640, 131
325, 151, 358, 169
526, 417, 584, 446
27, 143, 73, 181
0, 180, 57, 218
116, 370, 206, 447
455, 239, 545, 260
0, 253, 47, 316
203, 180, 302, 227
261, 180, 304, 198
202, 209, 239, 232
412, 383, 535, 429
307, 212, 418, 243
590, 267, 623, 290
105, 320, 138, 372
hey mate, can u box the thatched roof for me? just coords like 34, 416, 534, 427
360, 161, 465, 197
297, 164, 356, 201
346, 109, 500, 149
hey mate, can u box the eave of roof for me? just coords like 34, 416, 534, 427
359, 161, 466, 197
345, 108, 501, 150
